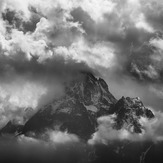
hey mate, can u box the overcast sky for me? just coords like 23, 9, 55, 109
0, 0, 163, 127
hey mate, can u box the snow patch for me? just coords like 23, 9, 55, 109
85, 105, 98, 112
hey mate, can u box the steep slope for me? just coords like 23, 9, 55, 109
0, 72, 154, 140
113, 96, 154, 133
0, 121, 23, 136
22, 72, 117, 139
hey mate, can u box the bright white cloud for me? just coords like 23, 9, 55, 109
0, 0, 163, 139
150, 38, 163, 51
18, 130, 79, 146
55, 38, 116, 69
0, 80, 47, 127
88, 112, 163, 145
77, 0, 116, 22
49, 131, 79, 144
18, 134, 42, 145
0, 0, 156, 70
135, 13, 154, 33
88, 115, 135, 145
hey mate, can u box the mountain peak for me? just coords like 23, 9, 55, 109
65, 72, 117, 107
113, 96, 154, 133
0, 72, 155, 140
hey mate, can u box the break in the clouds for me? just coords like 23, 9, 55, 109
1, 0, 163, 128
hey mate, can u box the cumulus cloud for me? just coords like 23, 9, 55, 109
0, 0, 162, 77
0, 0, 118, 76
130, 63, 159, 80
0, 80, 46, 127
48, 131, 79, 144
18, 134, 43, 145
0, 0, 121, 127
150, 37, 163, 54
55, 37, 116, 69
18, 130, 79, 145
0, 0, 163, 136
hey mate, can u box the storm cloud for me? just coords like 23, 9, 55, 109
0, 0, 163, 133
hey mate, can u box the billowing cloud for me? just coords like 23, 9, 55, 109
48, 131, 79, 144
0, 0, 163, 136
88, 111, 163, 145
0, 81, 46, 127
18, 130, 79, 145
55, 38, 116, 69
0, 0, 119, 127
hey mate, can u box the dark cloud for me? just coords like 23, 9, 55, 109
70, 3, 158, 84
1, 0, 163, 131
142, 0, 163, 32
0, 51, 92, 81
2, 8, 41, 33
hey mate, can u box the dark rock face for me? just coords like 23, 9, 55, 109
113, 97, 154, 133
0, 72, 154, 140
0, 121, 23, 135
22, 72, 117, 139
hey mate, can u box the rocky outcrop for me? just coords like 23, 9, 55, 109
0, 72, 155, 140
113, 97, 154, 133
22, 72, 117, 139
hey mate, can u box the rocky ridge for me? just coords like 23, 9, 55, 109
0, 72, 154, 140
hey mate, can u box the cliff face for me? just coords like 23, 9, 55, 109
113, 97, 154, 133
22, 72, 117, 140
0, 72, 154, 140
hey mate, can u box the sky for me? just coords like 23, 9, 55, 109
0, 0, 163, 127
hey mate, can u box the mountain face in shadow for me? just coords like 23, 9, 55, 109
0, 72, 161, 163
0, 72, 154, 140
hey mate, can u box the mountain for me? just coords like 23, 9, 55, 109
0, 121, 23, 136
0, 72, 154, 140
22, 72, 117, 140
113, 96, 154, 133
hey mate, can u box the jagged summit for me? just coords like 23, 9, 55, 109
0, 72, 155, 140
113, 96, 154, 133
65, 71, 117, 109
22, 72, 117, 139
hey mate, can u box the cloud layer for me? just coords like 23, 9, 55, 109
88, 111, 163, 145
0, 0, 163, 132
